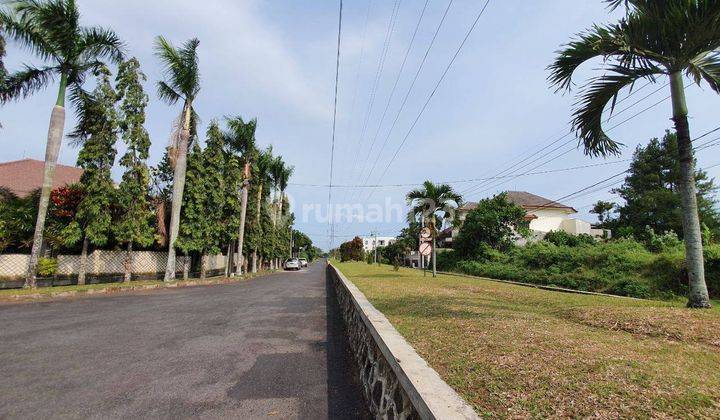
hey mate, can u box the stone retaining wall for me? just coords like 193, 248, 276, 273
327, 263, 479, 420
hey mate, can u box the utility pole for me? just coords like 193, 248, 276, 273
373, 231, 378, 264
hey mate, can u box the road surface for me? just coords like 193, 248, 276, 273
0, 262, 369, 419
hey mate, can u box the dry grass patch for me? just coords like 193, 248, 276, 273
334, 261, 720, 418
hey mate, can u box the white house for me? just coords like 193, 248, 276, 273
360, 236, 397, 252
447, 191, 607, 246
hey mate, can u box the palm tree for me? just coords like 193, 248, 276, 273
406, 181, 462, 277
225, 116, 257, 275
548, 0, 720, 308
252, 147, 273, 272
154, 36, 200, 282
269, 155, 284, 227
0, 0, 124, 288
278, 163, 294, 223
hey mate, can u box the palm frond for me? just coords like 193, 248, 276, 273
572, 65, 660, 157
0, 64, 55, 102
154, 36, 200, 100
548, 24, 626, 91
156, 80, 181, 105
78, 26, 125, 64
0, 5, 55, 61
687, 52, 720, 93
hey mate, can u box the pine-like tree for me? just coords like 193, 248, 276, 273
176, 122, 226, 279
64, 66, 119, 285
114, 58, 155, 282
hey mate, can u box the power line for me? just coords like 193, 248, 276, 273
461, 94, 672, 198
352, 0, 431, 198
345, 0, 402, 200
460, 85, 672, 197
363, 0, 492, 203
289, 159, 630, 188
348, 0, 456, 203
327, 0, 344, 250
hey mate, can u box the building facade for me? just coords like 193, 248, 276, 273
444, 191, 608, 246
360, 236, 397, 252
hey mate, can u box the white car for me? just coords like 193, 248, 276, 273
284, 258, 300, 271
298, 258, 308, 268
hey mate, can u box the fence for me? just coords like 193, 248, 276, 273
0, 251, 227, 288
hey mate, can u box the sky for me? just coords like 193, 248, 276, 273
2, 0, 719, 251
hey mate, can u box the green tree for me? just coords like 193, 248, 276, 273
224, 116, 257, 275
455, 193, 529, 258
114, 58, 154, 283
613, 132, 720, 240
339, 236, 364, 262
176, 122, 226, 279
154, 36, 201, 282
249, 147, 273, 272
64, 66, 118, 285
590, 200, 616, 226
0, 0, 124, 287
406, 181, 462, 277
548, 0, 720, 307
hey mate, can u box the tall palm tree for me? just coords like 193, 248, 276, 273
154, 36, 201, 282
548, 0, 720, 308
252, 147, 273, 272
406, 181, 462, 277
225, 116, 257, 275
278, 163, 294, 223
0, 0, 124, 288
269, 155, 284, 227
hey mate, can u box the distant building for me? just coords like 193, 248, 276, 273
0, 158, 83, 197
360, 236, 396, 252
444, 191, 608, 247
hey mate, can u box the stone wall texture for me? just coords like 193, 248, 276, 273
332, 269, 418, 419
328, 264, 479, 420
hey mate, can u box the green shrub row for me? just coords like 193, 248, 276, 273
437, 240, 720, 299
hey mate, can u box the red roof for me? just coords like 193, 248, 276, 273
0, 159, 83, 197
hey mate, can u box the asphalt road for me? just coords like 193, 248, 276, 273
0, 262, 370, 419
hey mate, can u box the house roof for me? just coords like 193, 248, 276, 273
0, 158, 83, 197
460, 191, 577, 213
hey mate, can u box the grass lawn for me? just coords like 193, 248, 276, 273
334, 261, 720, 418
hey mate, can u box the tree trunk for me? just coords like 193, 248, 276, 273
124, 242, 133, 283
25, 84, 67, 288
183, 251, 189, 281
200, 253, 207, 280
242, 254, 248, 274
432, 235, 437, 277
164, 104, 192, 282
252, 183, 263, 273
669, 73, 711, 308
252, 251, 257, 273
236, 169, 250, 275
78, 235, 89, 286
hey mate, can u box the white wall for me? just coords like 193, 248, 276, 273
361, 236, 396, 252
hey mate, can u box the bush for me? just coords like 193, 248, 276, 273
543, 230, 596, 247
37, 257, 58, 277
644, 227, 683, 253
340, 237, 364, 262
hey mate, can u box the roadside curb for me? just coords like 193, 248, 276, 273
436, 270, 643, 300
329, 263, 479, 420
0, 271, 278, 303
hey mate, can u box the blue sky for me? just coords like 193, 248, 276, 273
2, 0, 719, 250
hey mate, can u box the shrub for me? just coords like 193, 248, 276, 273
644, 227, 683, 252
37, 257, 58, 277
543, 230, 596, 247
340, 236, 364, 262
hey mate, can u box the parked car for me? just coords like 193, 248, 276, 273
298, 258, 308, 268
284, 258, 300, 271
